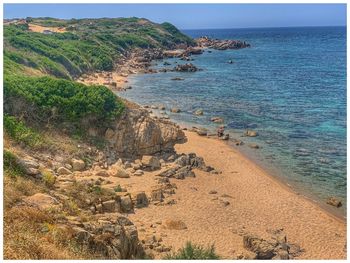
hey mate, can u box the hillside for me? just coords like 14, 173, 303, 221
3, 17, 194, 259
4, 17, 194, 79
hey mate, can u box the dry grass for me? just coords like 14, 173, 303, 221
4, 206, 83, 259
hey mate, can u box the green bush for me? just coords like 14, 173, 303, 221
164, 242, 220, 260
4, 115, 44, 148
4, 18, 194, 78
114, 184, 123, 192
4, 150, 25, 177
4, 75, 124, 123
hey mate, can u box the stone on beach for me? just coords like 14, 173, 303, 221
141, 155, 161, 170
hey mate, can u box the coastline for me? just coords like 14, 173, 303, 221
80, 50, 346, 220
78, 50, 346, 259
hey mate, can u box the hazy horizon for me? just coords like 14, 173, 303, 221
4, 4, 346, 30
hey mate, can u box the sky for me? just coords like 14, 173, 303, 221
4, 4, 347, 29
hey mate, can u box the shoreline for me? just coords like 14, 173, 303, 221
79, 49, 346, 222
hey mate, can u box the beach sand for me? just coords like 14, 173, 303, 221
122, 131, 347, 259
75, 54, 346, 260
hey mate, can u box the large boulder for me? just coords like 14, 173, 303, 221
71, 158, 85, 171
16, 157, 40, 176
105, 108, 186, 157
141, 155, 160, 170
72, 214, 144, 259
23, 193, 59, 210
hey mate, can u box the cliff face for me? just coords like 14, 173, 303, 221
105, 108, 186, 157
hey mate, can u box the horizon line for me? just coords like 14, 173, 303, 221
180, 25, 346, 30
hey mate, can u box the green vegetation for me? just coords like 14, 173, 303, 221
4, 115, 44, 148
4, 17, 193, 146
4, 150, 25, 178
4, 17, 194, 78
4, 75, 124, 123
164, 242, 220, 260
114, 184, 123, 192
41, 169, 56, 188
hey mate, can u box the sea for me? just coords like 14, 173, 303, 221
119, 27, 347, 216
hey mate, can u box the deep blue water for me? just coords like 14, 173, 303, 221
120, 27, 346, 213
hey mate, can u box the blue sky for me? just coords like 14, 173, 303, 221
4, 4, 346, 29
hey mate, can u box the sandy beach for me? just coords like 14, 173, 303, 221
76, 50, 347, 260
78, 130, 346, 259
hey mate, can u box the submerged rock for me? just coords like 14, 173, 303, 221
326, 197, 342, 207
244, 130, 258, 137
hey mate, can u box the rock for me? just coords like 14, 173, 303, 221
141, 155, 161, 170
23, 193, 59, 210
175, 155, 189, 166
57, 166, 72, 175
113, 167, 130, 178
174, 166, 195, 179
151, 189, 164, 202
326, 197, 342, 207
244, 130, 258, 137
194, 109, 204, 116
102, 200, 117, 212
221, 200, 230, 206
162, 219, 187, 230
232, 139, 244, 146
133, 170, 144, 176
196, 128, 208, 136
72, 226, 92, 244
107, 108, 186, 157
132, 192, 149, 208
72, 214, 144, 259
249, 143, 260, 149
209, 190, 217, 194
196, 36, 250, 50
159, 105, 166, 110
221, 134, 230, 140
243, 235, 275, 259
95, 169, 110, 177
71, 158, 85, 171
120, 195, 133, 213
174, 63, 198, 72
210, 117, 224, 123
170, 108, 181, 113
171, 77, 184, 81
17, 157, 40, 176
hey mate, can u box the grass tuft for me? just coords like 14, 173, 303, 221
164, 241, 220, 260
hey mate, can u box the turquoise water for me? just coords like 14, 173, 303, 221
120, 27, 346, 213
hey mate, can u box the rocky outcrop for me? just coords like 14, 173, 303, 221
69, 213, 144, 259
174, 63, 198, 72
105, 108, 186, 157
243, 230, 303, 259
196, 36, 250, 50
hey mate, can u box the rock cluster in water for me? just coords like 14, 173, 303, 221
196, 36, 251, 50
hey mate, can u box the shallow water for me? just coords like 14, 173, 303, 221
119, 27, 347, 214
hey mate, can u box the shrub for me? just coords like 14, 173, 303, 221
4, 115, 44, 148
4, 75, 125, 124
164, 241, 220, 260
4, 150, 25, 177
114, 184, 123, 192
41, 169, 56, 188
